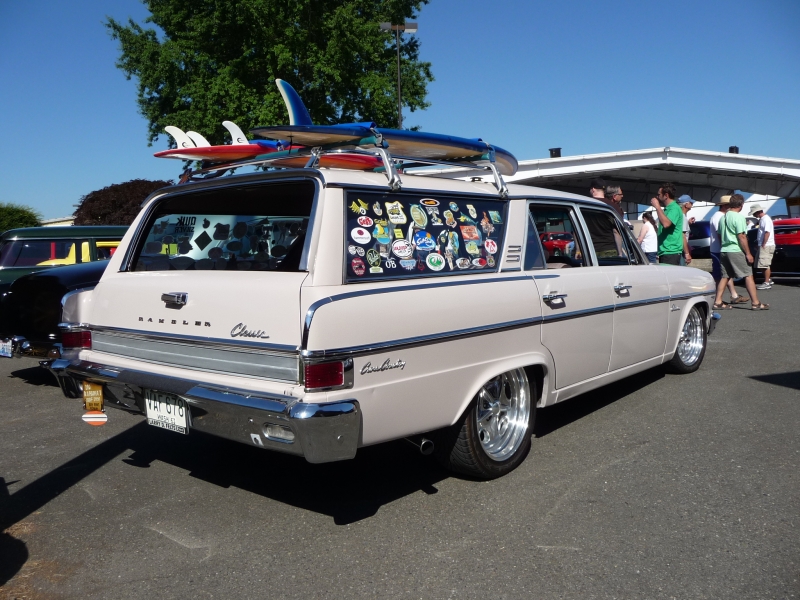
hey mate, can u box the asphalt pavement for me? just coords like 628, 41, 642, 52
1, 282, 798, 600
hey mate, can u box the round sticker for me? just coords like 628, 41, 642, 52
348, 244, 357, 255
421, 198, 439, 207
449, 202, 459, 211
351, 257, 365, 276
487, 255, 496, 267
465, 241, 480, 256
456, 257, 471, 269
366, 249, 381, 267
410, 204, 428, 228
472, 257, 487, 267
413, 230, 436, 251
426, 253, 446, 271
392, 239, 413, 258
351, 227, 371, 244
484, 239, 498, 255
373, 222, 392, 245
357, 216, 374, 227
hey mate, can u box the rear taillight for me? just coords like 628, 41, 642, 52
304, 361, 344, 390
62, 330, 92, 349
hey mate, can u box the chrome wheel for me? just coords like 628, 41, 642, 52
475, 368, 531, 462
676, 307, 704, 366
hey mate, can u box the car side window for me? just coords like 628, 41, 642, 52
523, 211, 545, 270
580, 208, 635, 266
528, 204, 586, 268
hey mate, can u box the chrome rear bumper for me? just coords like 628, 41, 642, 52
49, 359, 361, 464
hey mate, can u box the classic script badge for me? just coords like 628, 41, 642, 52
360, 358, 406, 375
230, 323, 270, 339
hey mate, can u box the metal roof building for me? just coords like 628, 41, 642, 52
422, 147, 800, 220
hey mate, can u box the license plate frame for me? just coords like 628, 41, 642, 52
144, 389, 190, 435
0, 339, 13, 358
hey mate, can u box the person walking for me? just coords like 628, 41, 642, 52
650, 183, 692, 265
750, 204, 775, 290
710, 195, 748, 304
714, 194, 768, 310
637, 210, 658, 262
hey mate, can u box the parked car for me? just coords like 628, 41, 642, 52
0, 259, 111, 360
46, 167, 717, 480
748, 217, 800, 282
539, 231, 574, 256
688, 221, 712, 259
0, 226, 128, 298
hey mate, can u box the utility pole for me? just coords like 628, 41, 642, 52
379, 21, 418, 129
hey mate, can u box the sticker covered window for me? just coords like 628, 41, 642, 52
345, 192, 507, 281
130, 181, 315, 272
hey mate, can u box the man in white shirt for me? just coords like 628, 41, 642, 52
710, 195, 747, 304
751, 204, 775, 289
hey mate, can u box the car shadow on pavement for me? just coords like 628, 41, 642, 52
535, 366, 666, 438
9, 365, 58, 388
749, 371, 800, 391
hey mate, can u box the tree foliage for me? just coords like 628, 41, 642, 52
107, 0, 433, 146
0, 203, 41, 233
73, 179, 173, 226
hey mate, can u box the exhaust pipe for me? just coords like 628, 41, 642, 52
405, 436, 435, 455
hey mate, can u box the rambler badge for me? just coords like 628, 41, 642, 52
361, 358, 406, 375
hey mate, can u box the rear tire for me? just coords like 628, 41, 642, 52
434, 368, 535, 479
668, 305, 707, 374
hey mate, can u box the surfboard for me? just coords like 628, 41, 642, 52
154, 139, 295, 162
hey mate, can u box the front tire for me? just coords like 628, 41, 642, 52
668, 305, 707, 373
434, 368, 535, 479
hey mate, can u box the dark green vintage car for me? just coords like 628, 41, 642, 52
0, 225, 128, 298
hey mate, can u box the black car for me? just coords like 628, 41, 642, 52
0, 259, 110, 358
688, 221, 712, 259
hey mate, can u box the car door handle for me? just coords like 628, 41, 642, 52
543, 292, 568, 302
613, 284, 633, 293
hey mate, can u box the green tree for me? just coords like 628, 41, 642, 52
0, 203, 41, 234
107, 0, 433, 146
73, 179, 173, 226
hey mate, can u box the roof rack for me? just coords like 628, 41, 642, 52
179, 143, 510, 197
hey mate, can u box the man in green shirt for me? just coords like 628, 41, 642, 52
649, 183, 692, 265
713, 194, 768, 310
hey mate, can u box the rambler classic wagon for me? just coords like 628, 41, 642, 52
47, 165, 718, 479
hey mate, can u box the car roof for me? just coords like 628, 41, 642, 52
153, 168, 608, 208
0, 225, 129, 240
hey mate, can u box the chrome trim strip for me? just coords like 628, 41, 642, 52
542, 304, 615, 324
301, 316, 543, 360
89, 325, 298, 353
533, 274, 560, 279
614, 296, 671, 310
670, 291, 713, 301
302, 275, 533, 349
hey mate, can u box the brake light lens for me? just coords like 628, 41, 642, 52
304, 361, 344, 390
62, 330, 92, 349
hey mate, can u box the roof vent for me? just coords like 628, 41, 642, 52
729, 146, 739, 154
549, 147, 562, 158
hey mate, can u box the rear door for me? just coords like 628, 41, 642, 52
528, 202, 614, 389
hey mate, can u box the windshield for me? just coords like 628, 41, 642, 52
0, 239, 84, 268
130, 180, 316, 272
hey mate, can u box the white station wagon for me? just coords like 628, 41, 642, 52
49, 167, 718, 479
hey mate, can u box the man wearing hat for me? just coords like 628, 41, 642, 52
710, 195, 748, 304
750, 203, 775, 289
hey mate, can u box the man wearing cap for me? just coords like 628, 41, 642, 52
751, 204, 775, 289
650, 183, 692, 265
710, 195, 748, 305
714, 194, 768, 310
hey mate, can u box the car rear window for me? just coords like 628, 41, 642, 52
0, 239, 84, 268
130, 180, 315, 272
344, 191, 507, 281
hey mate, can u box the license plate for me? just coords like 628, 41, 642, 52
83, 381, 104, 411
144, 389, 189, 435
0, 339, 12, 358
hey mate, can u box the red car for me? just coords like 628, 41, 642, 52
748, 217, 800, 281
539, 232, 574, 256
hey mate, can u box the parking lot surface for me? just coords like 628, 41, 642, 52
1, 284, 798, 600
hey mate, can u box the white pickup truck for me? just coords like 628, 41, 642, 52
50, 168, 718, 479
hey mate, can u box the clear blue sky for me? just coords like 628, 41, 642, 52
1, 0, 798, 219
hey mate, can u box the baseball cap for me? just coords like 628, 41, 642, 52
678, 194, 694, 205
590, 178, 606, 190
